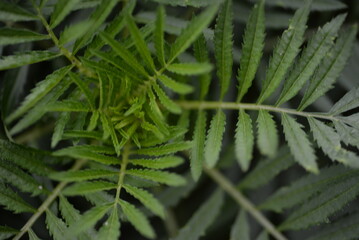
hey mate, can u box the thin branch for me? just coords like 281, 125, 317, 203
114, 143, 130, 205
178, 100, 339, 121
13, 159, 87, 240
31, 2, 95, 78
203, 165, 288, 240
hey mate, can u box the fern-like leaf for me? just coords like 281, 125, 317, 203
191, 110, 207, 180
205, 110, 226, 167
235, 110, 254, 171
214, 0, 233, 99
230, 211, 250, 240
256, 110, 278, 158
236, 0, 265, 102
0, 28, 50, 46
276, 14, 346, 106
119, 200, 155, 239
282, 113, 318, 173
299, 25, 358, 110
257, 2, 310, 103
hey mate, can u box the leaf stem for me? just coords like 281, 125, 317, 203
13, 159, 87, 240
203, 165, 287, 240
32, 2, 95, 78
178, 101, 339, 121
114, 143, 130, 205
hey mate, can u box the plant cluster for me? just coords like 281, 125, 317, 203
0, 0, 359, 239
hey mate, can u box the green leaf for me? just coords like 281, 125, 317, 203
330, 87, 359, 115
67, 203, 112, 237
157, 75, 193, 94
53, 146, 119, 165
152, 82, 182, 114
6, 66, 71, 123
307, 212, 359, 240
257, 2, 310, 103
230, 211, 250, 240
50, 169, 117, 182
45, 210, 68, 240
0, 160, 45, 196
167, 62, 212, 75
126, 169, 186, 186
256, 110, 278, 158
169, 4, 219, 62
59, 21, 93, 45
0, 51, 60, 71
276, 14, 346, 106
0, 183, 36, 213
334, 120, 359, 148
0, 226, 18, 240
123, 184, 165, 218
0, 1, 37, 21
193, 33, 211, 100
98, 209, 120, 240
279, 176, 359, 230
281, 113, 318, 173
9, 76, 72, 135
237, 0, 265, 102
308, 117, 359, 168
0, 139, 52, 175
85, 0, 136, 56
68, 72, 95, 108
130, 156, 184, 169
154, 5, 166, 66
63, 181, 116, 196
119, 200, 155, 239
100, 115, 122, 156
214, 0, 233, 99
135, 142, 192, 156
239, 147, 295, 190
235, 110, 254, 171
298, 25, 358, 111
191, 110, 207, 181
259, 165, 357, 212
98, 32, 148, 77
45, 100, 91, 112
73, 0, 118, 52
173, 190, 224, 240
63, 130, 102, 140
126, 14, 155, 72
50, 0, 81, 28
205, 110, 226, 167
59, 196, 97, 240
0, 28, 49, 46
51, 112, 70, 148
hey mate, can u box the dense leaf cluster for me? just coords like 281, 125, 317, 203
0, 0, 358, 239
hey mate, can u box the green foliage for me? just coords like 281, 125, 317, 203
1, 0, 359, 239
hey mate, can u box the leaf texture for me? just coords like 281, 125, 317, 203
276, 14, 346, 106
257, 2, 310, 103
205, 110, 226, 167
126, 169, 186, 186
119, 200, 155, 239
237, 0, 265, 102
0, 28, 49, 46
281, 113, 318, 173
169, 4, 219, 62
50, 0, 81, 28
256, 110, 278, 158
214, 0, 233, 99
167, 63, 213, 75
235, 110, 254, 171
230, 211, 250, 240
191, 110, 207, 180
299, 25, 358, 110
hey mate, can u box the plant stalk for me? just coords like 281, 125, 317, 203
178, 100, 339, 121
204, 165, 288, 240
13, 159, 86, 240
